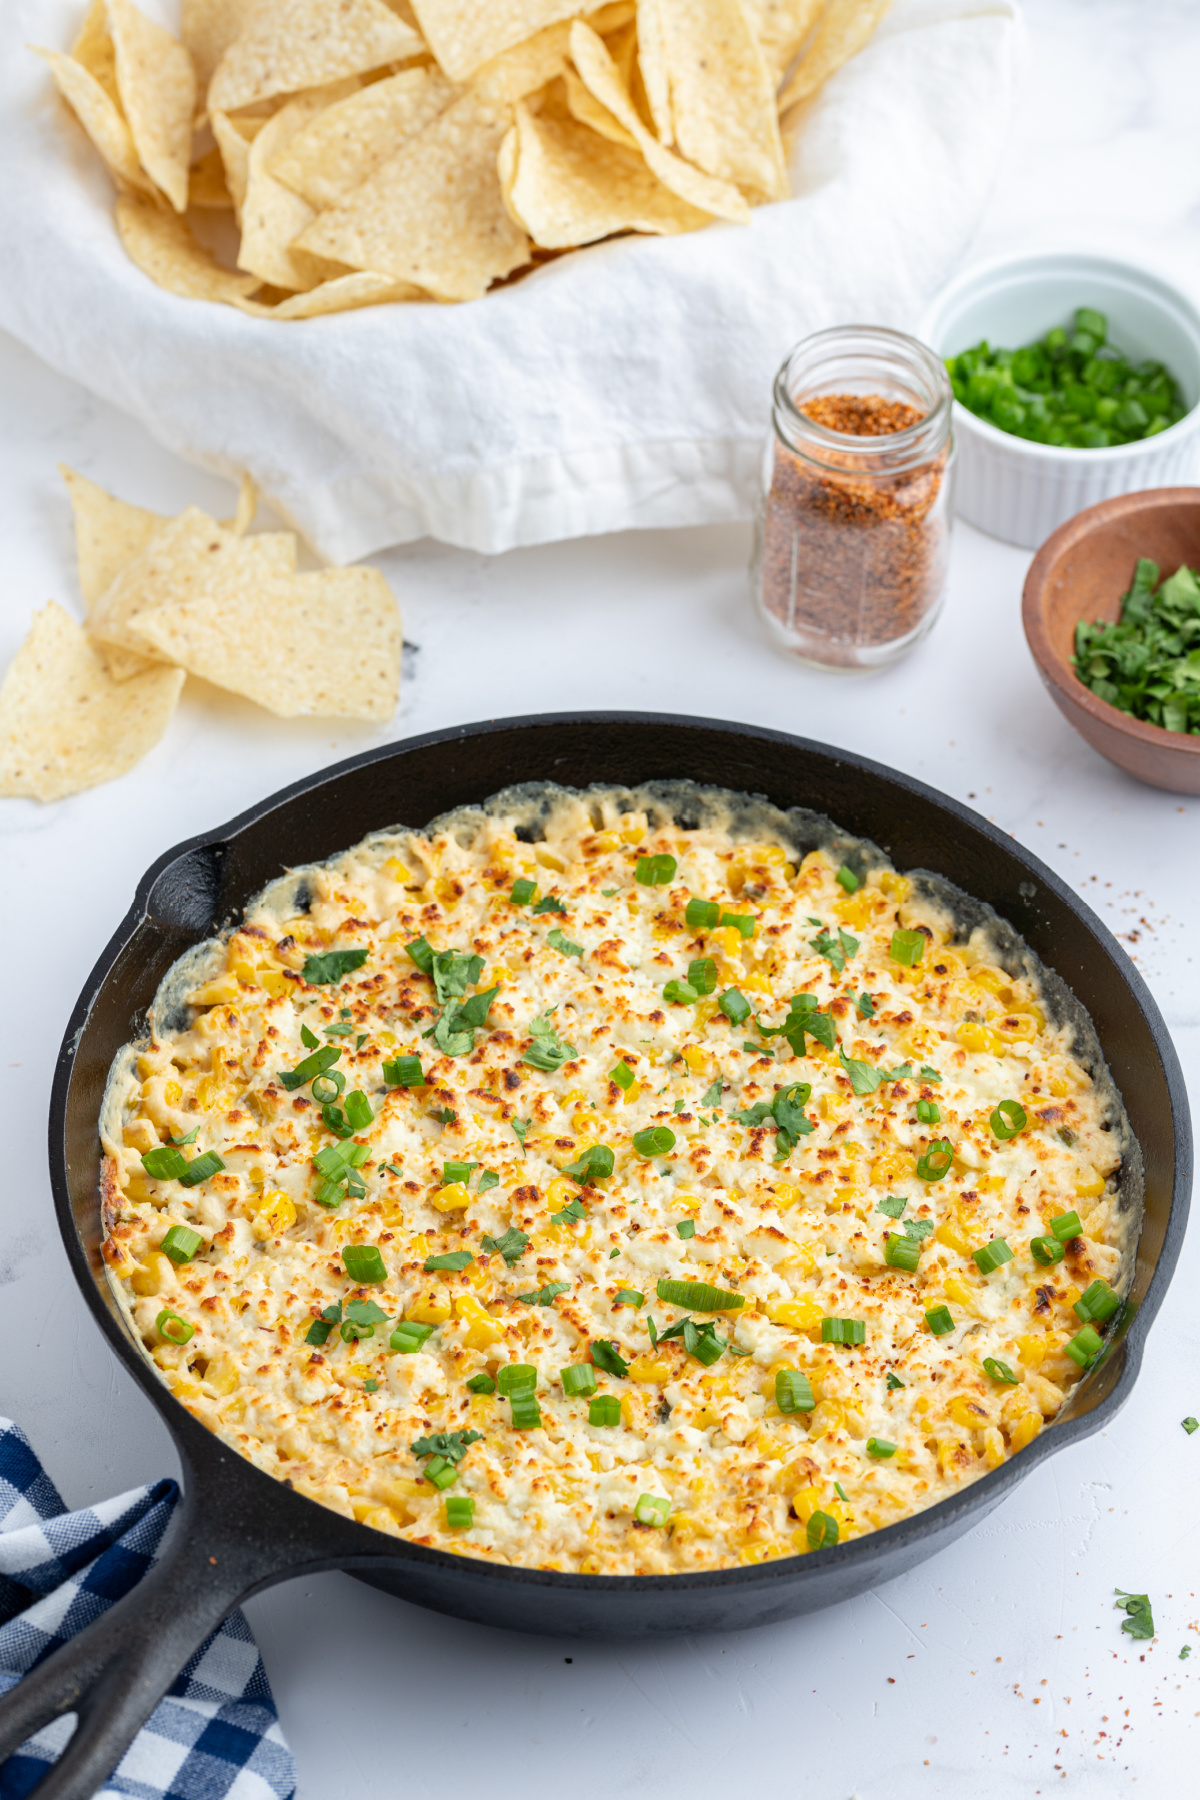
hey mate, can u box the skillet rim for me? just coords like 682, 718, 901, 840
47, 710, 1193, 1600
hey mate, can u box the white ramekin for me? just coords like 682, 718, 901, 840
918, 251, 1200, 549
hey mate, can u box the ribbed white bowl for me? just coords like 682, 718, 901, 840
919, 251, 1200, 548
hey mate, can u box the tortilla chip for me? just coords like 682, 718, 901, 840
0, 603, 185, 801
71, 0, 120, 101
238, 91, 355, 290
470, 5, 632, 107
409, 0, 589, 81
33, 47, 152, 194
298, 92, 529, 302
115, 189, 261, 303
189, 143, 233, 207
503, 97, 709, 247
108, 0, 197, 213
634, 0, 672, 141
134, 567, 402, 720
210, 109, 259, 221
777, 0, 890, 113
232, 473, 258, 534
88, 506, 297, 673
235, 271, 424, 317
648, 0, 785, 202
182, 0, 255, 97
742, 0, 826, 86
207, 0, 423, 114
568, 23, 748, 222
268, 67, 455, 210
562, 64, 637, 147
60, 466, 167, 611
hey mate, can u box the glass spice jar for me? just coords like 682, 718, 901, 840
750, 325, 955, 671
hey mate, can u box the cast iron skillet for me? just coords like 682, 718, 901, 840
0, 714, 1189, 1800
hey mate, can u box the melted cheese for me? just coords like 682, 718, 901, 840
101, 785, 1129, 1573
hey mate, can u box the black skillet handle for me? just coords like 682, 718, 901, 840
0, 1483, 304, 1800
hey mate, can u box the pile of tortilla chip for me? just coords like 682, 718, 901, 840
0, 469, 402, 802
36, 0, 890, 313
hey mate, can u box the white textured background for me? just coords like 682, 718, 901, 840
2, 1, 1199, 1794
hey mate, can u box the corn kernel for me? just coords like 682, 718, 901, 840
1048, 1075, 1071, 1098
252, 1188, 296, 1240
934, 1222, 971, 1255
956, 1022, 989, 1054
164, 1080, 183, 1107
545, 1178, 578, 1209
773, 1183, 802, 1211
1010, 1410, 1042, 1452
204, 1357, 239, 1397
165, 1371, 202, 1401
453, 1293, 489, 1322
682, 1045, 711, 1076
1074, 1171, 1105, 1199
258, 969, 290, 997
189, 974, 241, 1006
982, 1426, 1006, 1469
712, 926, 744, 960
739, 1542, 786, 1565
791, 1484, 821, 1522
430, 1181, 471, 1212
949, 1394, 989, 1430
766, 1296, 824, 1332
464, 1317, 502, 1350
878, 871, 911, 900
809, 1399, 845, 1439
408, 1296, 452, 1325
628, 1356, 670, 1382
943, 1274, 978, 1311
130, 1250, 174, 1296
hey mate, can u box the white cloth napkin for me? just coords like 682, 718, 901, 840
0, 0, 1022, 560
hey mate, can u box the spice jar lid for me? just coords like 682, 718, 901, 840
772, 325, 953, 476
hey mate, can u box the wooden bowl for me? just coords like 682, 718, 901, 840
1022, 487, 1200, 793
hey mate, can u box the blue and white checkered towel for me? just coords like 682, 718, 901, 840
0, 1419, 295, 1800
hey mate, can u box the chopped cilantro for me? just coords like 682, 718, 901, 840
411, 1430, 482, 1465
302, 948, 368, 985
482, 1226, 529, 1265
423, 1250, 474, 1272
523, 1010, 576, 1072
1115, 1591, 1155, 1641
518, 1281, 570, 1307
532, 894, 568, 915
547, 928, 584, 958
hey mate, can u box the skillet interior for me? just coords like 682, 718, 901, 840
51, 713, 1191, 1638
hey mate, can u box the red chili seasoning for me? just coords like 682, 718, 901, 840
751, 330, 955, 671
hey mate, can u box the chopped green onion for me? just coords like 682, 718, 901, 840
685, 898, 721, 929
159, 1224, 203, 1265
890, 929, 925, 966
178, 1150, 225, 1188
343, 1089, 373, 1131
633, 1126, 676, 1157
423, 1456, 457, 1491
916, 1140, 954, 1182
775, 1369, 815, 1414
925, 1305, 954, 1337
1066, 1324, 1104, 1367
444, 1495, 475, 1528
983, 1357, 1019, 1385
884, 1233, 921, 1273
383, 1054, 425, 1087
614, 1288, 644, 1308
807, 1511, 838, 1550
390, 1321, 434, 1353
675, 1219, 695, 1240
634, 1494, 670, 1527
720, 912, 756, 939
678, 960, 716, 1003
423, 1250, 473, 1273
915, 1098, 941, 1125
663, 979, 700, 1005
635, 854, 677, 886
656, 1279, 743, 1312
610, 1059, 636, 1090
156, 1307, 193, 1346
442, 1160, 478, 1184
510, 1392, 542, 1429
562, 1143, 615, 1183
561, 1363, 598, 1397
496, 1364, 538, 1395
510, 878, 537, 905
342, 1244, 386, 1284
1031, 1234, 1066, 1266
1050, 1210, 1082, 1242
867, 1438, 896, 1459
718, 988, 751, 1024
835, 864, 859, 893
990, 1100, 1027, 1141
1074, 1280, 1121, 1324
466, 1373, 496, 1394
312, 1073, 346, 1105
141, 1145, 189, 1181
821, 1317, 865, 1345
589, 1395, 622, 1427
973, 1238, 1015, 1275
1183, 1417, 1199, 1435
280, 1042, 341, 1092
590, 1339, 629, 1378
